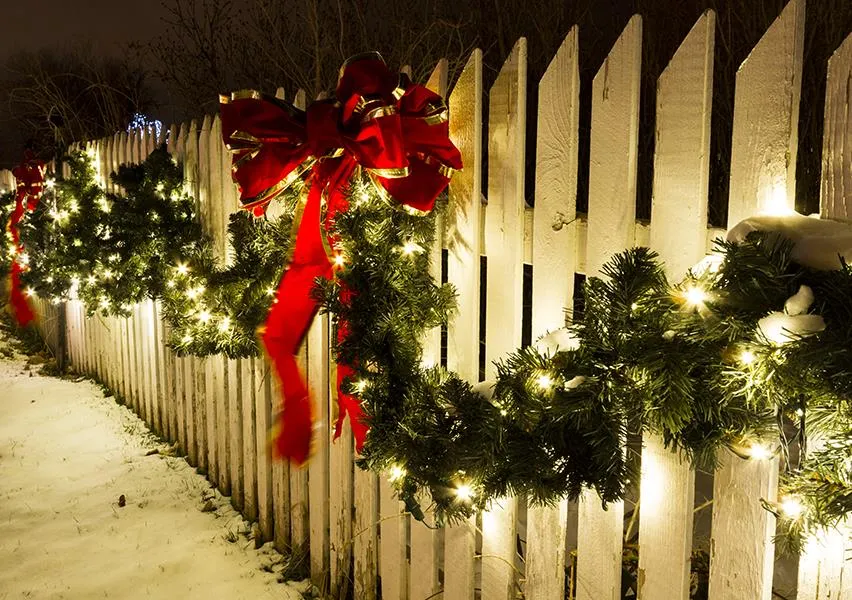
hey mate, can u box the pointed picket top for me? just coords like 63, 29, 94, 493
275, 87, 286, 100
531, 25, 579, 338
727, 0, 805, 226
649, 10, 714, 276
426, 58, 449, 96
820, 31, 852, 220
293, 89, 307, 110
584, 14, 642, 277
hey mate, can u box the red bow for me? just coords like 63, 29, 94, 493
220, 53, 462, 464
7, 151, 46, 326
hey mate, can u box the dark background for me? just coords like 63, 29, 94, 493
1, 0, 851, 225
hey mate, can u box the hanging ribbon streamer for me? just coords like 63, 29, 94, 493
220, 52, 462, 464
7, 151, 45, 327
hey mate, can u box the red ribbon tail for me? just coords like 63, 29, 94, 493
334, 361, 369, 453
9, 262, 34, 327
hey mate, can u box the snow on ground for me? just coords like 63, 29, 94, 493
0, 332, 308, 600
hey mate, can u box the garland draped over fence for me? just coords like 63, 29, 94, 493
3, 142, 852, 551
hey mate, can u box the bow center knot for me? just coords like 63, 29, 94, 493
306, 102, 345, 157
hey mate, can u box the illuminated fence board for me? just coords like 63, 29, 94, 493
15, 3, 852, 598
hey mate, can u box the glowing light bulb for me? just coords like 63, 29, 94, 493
167, 279, 176, 288
24, 287, 34, 297
684, 285, 707, 306
740, 350, 755, 365
19, 253, 29, 265
388, 464, 406, 483
46, 276, 53, 283
45, 178, 55, 189
748, 442, 772, 460
333, 254, 345, 267
353, 379, 368, 394
86, 275, 96, 285
218, 317, 231, 332
266, 287, 276, 297
198, 310, 211, 323
535, 373, 554, 391
401, 241, 422, 256
156, 182, 165, 192
630, 302, 639, 312
175, 262, 189, 276
780, 496, 804, 519
70, 200, 79, 213
102, 270, 112, 280
454, 483, 474, 502
99, 297, 110, 310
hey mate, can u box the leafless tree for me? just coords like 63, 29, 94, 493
0, 44, 153, 163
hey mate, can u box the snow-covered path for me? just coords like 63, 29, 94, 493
0, 335, 306, 600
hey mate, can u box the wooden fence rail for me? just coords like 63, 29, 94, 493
11, 2, 852, 598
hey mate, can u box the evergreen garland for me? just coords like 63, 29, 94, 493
5, 147, 852, 551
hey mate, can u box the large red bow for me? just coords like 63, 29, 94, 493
7, 151, 46, 326
220, 53, 462, 465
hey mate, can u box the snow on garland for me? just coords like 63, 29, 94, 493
5, 145, 852, 551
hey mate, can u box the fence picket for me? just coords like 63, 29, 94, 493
307, 315, 331, 588
241, 357, 258, 522
577, 15, 642, 600
481, 37, 527, 600
227, 358, 244, 511
709, 2, 804, 599
526, 25, 580, 600
820, 32, 852, 221
444, 47, 483, 600
639, 11, 714, 600
256, 360, 274, 542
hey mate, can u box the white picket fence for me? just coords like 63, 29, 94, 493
14, 1, 852, 598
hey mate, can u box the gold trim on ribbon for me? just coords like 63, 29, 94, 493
240, 156, 316, 215
422, 107, 449, 126
361, 105, 397, 123
369, 167, 409, 179
339, 51, 386, 79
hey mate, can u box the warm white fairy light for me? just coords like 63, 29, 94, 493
175, 262, 189, 276
454, 482, 474, 502
266, 287, 276, 297
7, 244, 17, 257
740, 349, 756, 365
18, 253, 29, 266
167, 279, 176, 288
388, 464, 406, 483
535, 373, 554, 391
156, 182, 165, 193
748, 442, 772, 461
401, 241, 422, 256
73, 238, 82, 247
780, 496, 805, 519
353, 379, 368, 394
683, 285, 708, 307
69, 199, 79, 213
102, 269, 113, 280
24, 287, 34, 297
45, 178, 55, 189
86, 275, 96, 285
218, 317, 231, 332
46, 276, 53, 283
109, 253, 120, 262
99, 297, 110, 310
333, 253, 345, 267
198, 310, 212, 323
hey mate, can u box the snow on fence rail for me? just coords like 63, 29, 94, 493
14, 2, 852, 598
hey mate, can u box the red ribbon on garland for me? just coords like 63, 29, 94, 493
7, 151, 45, 327
220, 53, 462, 464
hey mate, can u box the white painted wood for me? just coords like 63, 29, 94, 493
256, 359, 274, 542
331, 371, 354, 598
204, 356, 219, 485
727, 0, 805, 226
240, 357, 258, 522
524, 29, 579, 600
444, 47, 483, 600
290, 342, 310, 552
271, 370, 291, 553
307, 315, 331, 588
639, 11, 714, 600
584, 15, 642, 277
379, 478, 407, 600
227, 358, 243, 510
215, 355, 231, 495
354, 468, 378, 600
708, 451, 779, 600
532, 26, 579, 336
577, 15, 642, 600
820, 32, 852, 220
481, 38, 527, 600
710, 4, 804, 600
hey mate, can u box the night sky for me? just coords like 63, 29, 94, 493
0, 0, 170, 59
